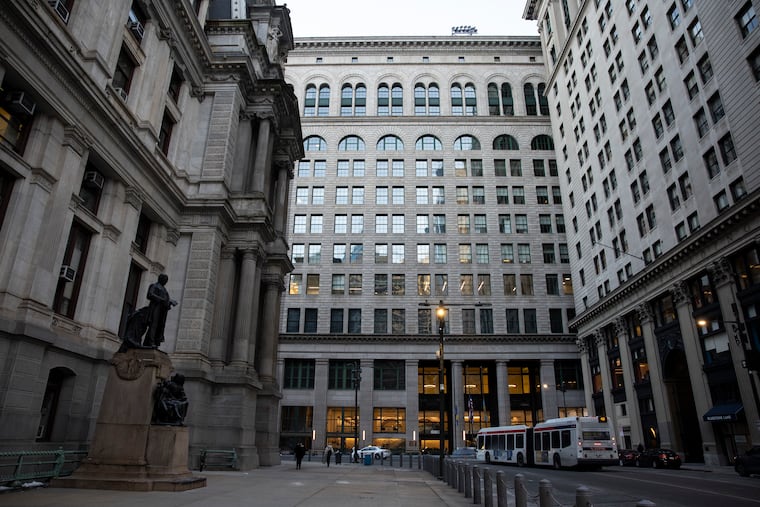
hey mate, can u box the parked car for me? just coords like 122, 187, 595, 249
735, 446, 760, 477
636, 448, 681, 469
618, 449, 640, 466
451, 447, 477, 460
357, 446, 391, 459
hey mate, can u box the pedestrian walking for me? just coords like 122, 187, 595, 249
294, 442, 306, 470
324, 444, 333, 467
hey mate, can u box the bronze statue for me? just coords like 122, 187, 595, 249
120, 274, 177, 351
152, 373, 188, 425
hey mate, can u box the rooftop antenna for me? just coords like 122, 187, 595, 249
451, 25, 478, 35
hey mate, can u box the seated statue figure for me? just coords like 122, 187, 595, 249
152, 373, 188, 426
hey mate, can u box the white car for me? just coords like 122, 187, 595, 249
357, 446, 391, 459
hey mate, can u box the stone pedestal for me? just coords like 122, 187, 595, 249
52, 349, 206, 491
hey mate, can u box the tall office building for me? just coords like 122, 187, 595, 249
524, 0, 760, 464
279, 36, 583, 454
0, 0, 301, 468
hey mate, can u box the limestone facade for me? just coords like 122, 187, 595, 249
278, 37, 584, 454
525, 0, 760, 464
0, 0, 302, 469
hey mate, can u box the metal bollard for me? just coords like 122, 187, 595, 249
539, 479, 553, 507
472, 466, 481, 504
515, 474, 527, 507
483, 468, 493, 507
459, 463, 466, 494
575, 485, 592, 507
636, 501, 656, 507
445, 460, 451, 486
496, 471, 508, 507
467, 465, 475, 499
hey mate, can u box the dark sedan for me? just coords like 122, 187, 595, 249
735, 446, 760, 477
636, 448, 682, 469
618, 449, 640, 466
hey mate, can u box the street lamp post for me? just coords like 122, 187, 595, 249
436, 302, 446, 479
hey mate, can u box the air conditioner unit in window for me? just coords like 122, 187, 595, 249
5, 91, 36, 115
47, 0, 70, 23
83, 170, 104, 190
113, 87, 128, 101
59, 265, 76, 282
128, 21, 145, 40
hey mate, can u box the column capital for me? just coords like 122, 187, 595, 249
240, 247, 260, 260
262, 274, 285, 292
613, 317, 628, 339
221, 246, 237, 260
124, 187, 143, 210
636, 302, 653, 324
671, 281, 689, 306
709, 257, 733, 286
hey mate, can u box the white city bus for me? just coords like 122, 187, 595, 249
476, 425, 529, 466
476, 416, 618, 469
532, 416, 618, 469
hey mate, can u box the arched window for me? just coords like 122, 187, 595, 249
304, 84, 317, 116
414, 83, 439, 116
502, 83, 514, 116
355, 84, 366, 116
451, 84, 463, 115
378, 84, 390, 116
341, 84, 353, 116
304, 136, 327, 151
488, 84, 500, 115
338, 135, 366, 151
531, 134, 555, 150
318, 84, 330, 116
454, 135, 481, 150
391, 83, 403, 115
415, 135, 442, 151
493, 135, 520, 150
524, 83, 537, 116
537, 83, 549, 115
414, 83, 426, 115
377, 135, 404, 151
428, 84, 440, 116
464, 83, 477, 115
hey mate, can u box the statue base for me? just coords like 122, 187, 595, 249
51, 349, 205, 491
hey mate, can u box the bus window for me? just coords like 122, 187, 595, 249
507, 434, 514, 450
542, 432, 550, 451
478, 435, 485, 450
485, 435, 491, 450
498, 434, 505, 450
534, 433, 541, 450
551, 431, 560, 449
582, 430, 610, 440
561, 429, 571, 448
516, 434, 524, 449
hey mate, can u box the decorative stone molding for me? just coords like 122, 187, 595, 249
150, 261, 166, 274
52, 316, 83, 335
111, 353, 146, 380
62, 125, 92, 155
158, 28, 178, 48
261, 274, 285, 292
593, 329, 605, 348
636, 303, 653, 323
29, 167, 57, 194
709, 257, 733, 285
102, 224, 122, 243
671, 281, 689, 305
166, 227, 180, 246
613, 317, 627, 338
124, 187, 143, 210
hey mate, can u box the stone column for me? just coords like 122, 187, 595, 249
637, 303, 675, 449
257, 274, 285, 382
496, 361, 510, 426
231, 248, 258, 366
711, 260, 760, 457
596, 330, 615, 420
672, 281, 716, 460
539, 359, 558, 419
251, 117, 272, 193
451, 360, 464, 449
209, 247, 236, 364
406, 359, 421, 453
360, 358, 373, 446
313, 358, 329, 450
616, 317, 644, 447
577, 338, 595, 414
273, 160, 292, 234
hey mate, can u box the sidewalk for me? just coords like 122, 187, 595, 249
0, 461, 473, 507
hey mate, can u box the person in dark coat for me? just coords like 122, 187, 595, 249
294, 443, 306, 469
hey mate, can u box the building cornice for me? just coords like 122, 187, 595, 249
280, 333, 577, 345
293, 36, 541, 50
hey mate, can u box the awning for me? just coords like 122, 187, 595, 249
703, 403, 744, 422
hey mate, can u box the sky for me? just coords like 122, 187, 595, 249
281, 0, 540, 38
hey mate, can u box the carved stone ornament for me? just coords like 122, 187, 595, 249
112, 354, 145, 380
636, 302, 653, 323
613, 317, 627, 338
709, 257, 733, 285
671, 281, 689, 305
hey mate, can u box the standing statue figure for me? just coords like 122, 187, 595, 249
144, 274, 178, 348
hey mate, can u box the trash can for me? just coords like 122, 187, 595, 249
363, 453, 372, 466
335, 451, 342, 465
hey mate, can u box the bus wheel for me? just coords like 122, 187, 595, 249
553, 455, 561, 470
485, 452, 491, 464
517, 453, 525, 467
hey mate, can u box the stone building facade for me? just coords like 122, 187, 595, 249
524, 0, 760, 465
0, 0, 301, 468
278, 36, 584, 455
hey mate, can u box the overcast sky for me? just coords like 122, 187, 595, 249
282, 0, 540, 38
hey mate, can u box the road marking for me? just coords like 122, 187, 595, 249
611, 474, 760, 503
